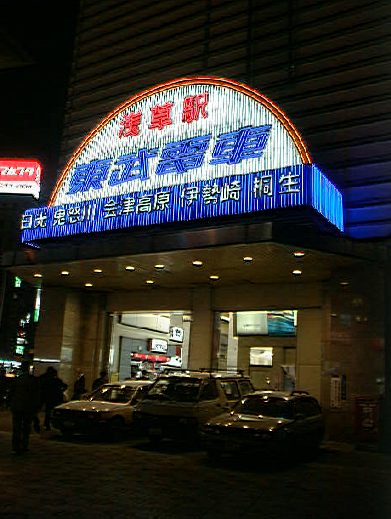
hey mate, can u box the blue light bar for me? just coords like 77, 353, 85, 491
20, 164, 343, 245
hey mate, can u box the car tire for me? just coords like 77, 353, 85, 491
206, 449, 221, 462
148, 433, 162, 445
60, 428, 74, 440
108, 417, 125, 441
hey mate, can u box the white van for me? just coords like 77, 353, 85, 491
133, 370, 255, 442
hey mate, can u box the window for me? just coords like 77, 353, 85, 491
250, 347, 273, 367
238, 380, 254, 396
220, 380, 240, 400
199, 380, 218, 401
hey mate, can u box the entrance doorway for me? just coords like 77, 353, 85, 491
214, 310, 297, 390
108, 311, 191, 381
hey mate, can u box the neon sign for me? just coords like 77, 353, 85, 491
1, 159, 41, 199
20, 77, 343, 244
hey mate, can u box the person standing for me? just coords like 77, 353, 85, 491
9, 361, 41, 455
71, 371, 87, 400
92, 370, 109, 391
40, 366, 68, 431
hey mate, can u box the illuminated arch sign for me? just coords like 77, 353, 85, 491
20, 77, 343, 244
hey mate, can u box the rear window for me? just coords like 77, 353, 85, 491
235, 396, 294, 419
147, 377, 202, 402
238, 380, 254, 396
91, 385, 137, 403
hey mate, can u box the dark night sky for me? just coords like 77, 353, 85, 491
0, 0, 79, 193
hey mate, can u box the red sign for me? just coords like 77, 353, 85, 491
131, 352, 170, 363
0, 159, 41, 198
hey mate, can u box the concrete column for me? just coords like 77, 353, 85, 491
296, 308, 322, 400
380, 259, 391, 453
34, 287, 108, 391
188, 286, 214, 370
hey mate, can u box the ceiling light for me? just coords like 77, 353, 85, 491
292, 269, 302, 276
145, 280, 154, 284
61, 271, 70, 276
93, 268, 103, 273
33, 273, 42, 278
192, 260, 203, 267
125, 265, 135, 271
210, 275, 220, 280
154, 264, 165, 270
85, 282, 93, 287
243, 256, 253, 262
340, 281, 349, 286
293, 251, 305, 257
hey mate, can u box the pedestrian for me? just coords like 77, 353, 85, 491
40, 366, 68, 431
0, 365, 7, 409
92, 370, 109, 391
9, 361, 41, 455
71, 371, 87, 400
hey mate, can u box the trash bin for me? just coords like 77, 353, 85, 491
355, 396, 380, 443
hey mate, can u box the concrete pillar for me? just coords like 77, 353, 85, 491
380, 259, 391, 453
34, 287, 108, 391
188, 286, 214, 370
296, 308, 322, 400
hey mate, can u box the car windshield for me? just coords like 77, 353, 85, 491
235, 396, 294, 419
90, 386, 138, 403
147, 377, 202, 402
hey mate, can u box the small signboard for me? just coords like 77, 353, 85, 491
0, 159, 41, 199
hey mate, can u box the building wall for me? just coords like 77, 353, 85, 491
59, 0, 391, 240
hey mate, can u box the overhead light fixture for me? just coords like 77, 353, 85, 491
145, 279, 154, 284
209, 275, 220, 280
154, 264, 165, 270
340, 281, 349, 286
33, 273, 42, 278
243, 256, 253, 262
93, 268, 103, 273
125, 265, 135, 271
293, 251, 305, 257
292, 269, 302, 276
61, 271, 70, 276
85, 282, 93, 287
192, 260, 203, 267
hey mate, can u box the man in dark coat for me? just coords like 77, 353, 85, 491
92, 370, 109, 391
9, 361, 41, 454
40, 366, 68, 430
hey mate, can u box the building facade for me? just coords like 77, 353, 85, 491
3, 1, 391, 444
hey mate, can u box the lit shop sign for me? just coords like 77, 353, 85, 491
131, 352, 169, 363
1, 159, 41, 199
20, 77, 343, 244
148, 338, 168, 354
170, 326, 184, 343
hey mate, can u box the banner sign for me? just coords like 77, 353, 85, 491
1, 159, 41, 199
20, 77, 343, 244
